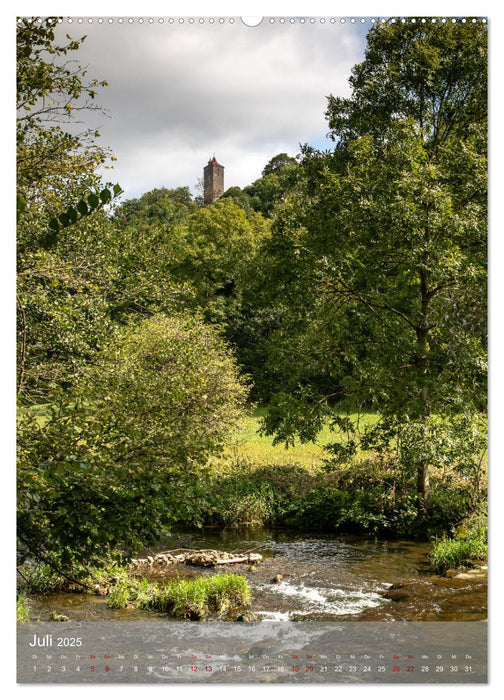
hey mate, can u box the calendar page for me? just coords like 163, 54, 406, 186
16, 12, 488, 685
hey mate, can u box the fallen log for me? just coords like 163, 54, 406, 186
219, 553, 263, 565
186, 552, 263, 567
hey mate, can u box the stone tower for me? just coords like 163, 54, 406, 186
203, 156, 224, 205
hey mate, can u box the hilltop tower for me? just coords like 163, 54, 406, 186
203, 156, 224, 205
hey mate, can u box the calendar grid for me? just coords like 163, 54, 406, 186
17, 620, 487, 683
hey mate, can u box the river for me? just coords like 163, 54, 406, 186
29, 527, 487, 623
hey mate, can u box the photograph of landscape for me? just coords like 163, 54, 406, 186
16, 14, 488, 683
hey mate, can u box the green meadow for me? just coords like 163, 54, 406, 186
222, 408, 379, 468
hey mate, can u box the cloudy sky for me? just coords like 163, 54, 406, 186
53, 17, 367, 200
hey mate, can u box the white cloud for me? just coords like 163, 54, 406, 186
55, 18, 366, 198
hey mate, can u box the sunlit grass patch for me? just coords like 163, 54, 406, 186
429, 537, 487, 573
221, 408, 380, 467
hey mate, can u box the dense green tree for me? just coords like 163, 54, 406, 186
17, 314, 248, 570
18, 213, 121, 401
174, 198, 269, 323
261, 21, 487, 512
244, 154, 298, 217
261, 152, 297, 176
220, 186, 253, 213
326, 20, 487, 147
16, 18, 120, 401
107, 188, 200, 323
16, 17, 110, 218
105, 218, 194, 324
116, 186, 197, 223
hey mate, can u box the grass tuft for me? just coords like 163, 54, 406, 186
139, 573, 251, 619
104, 571, 251, 620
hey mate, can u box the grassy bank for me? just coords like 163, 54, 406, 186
199, 409, 486, 538
17, 406, 486, 539
429, 512, 488, 573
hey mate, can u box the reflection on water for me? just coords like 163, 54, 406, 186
29, 527, 487, 623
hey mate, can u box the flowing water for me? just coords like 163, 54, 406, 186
29, 527, 487, 623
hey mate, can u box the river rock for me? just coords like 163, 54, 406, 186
444, 569, 458, 578
236, 612, 258, 622
382, 583, 412, 602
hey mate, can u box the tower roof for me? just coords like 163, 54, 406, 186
207, 156, 223, 167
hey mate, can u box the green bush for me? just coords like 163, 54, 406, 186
429, 539, 479, 573
106, 582, 134, 609
277, 486, 393, 533
17, 313, 248, 572
208, 474, 276, 526
427, 483, 475, 534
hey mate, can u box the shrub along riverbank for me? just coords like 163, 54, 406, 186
200, 456, 485, 540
